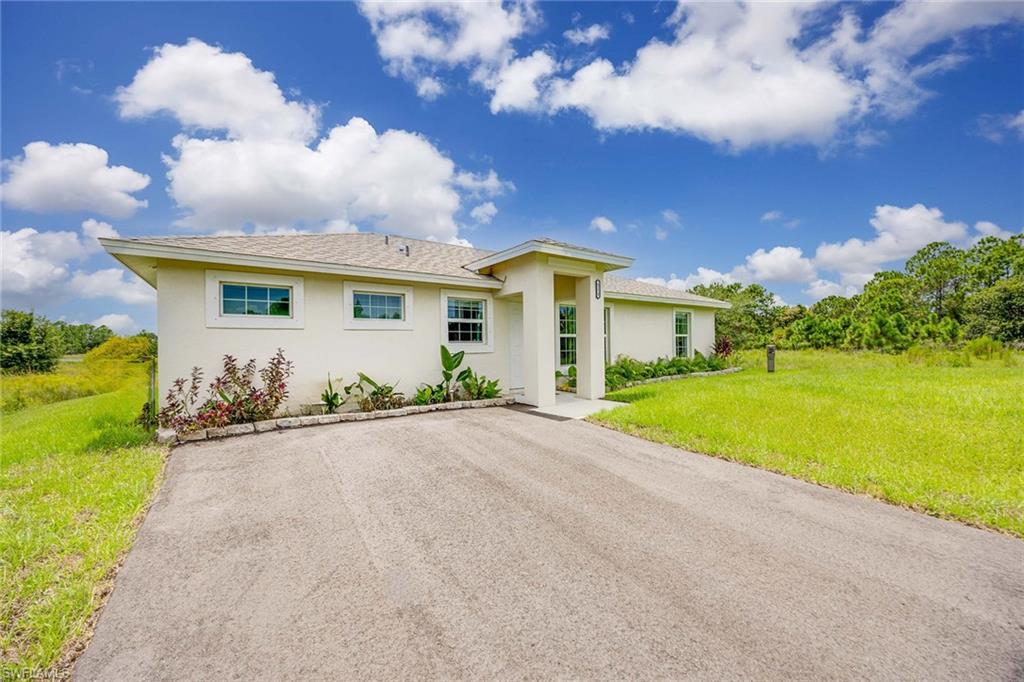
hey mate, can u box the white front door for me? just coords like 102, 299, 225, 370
508, 302, 525, 390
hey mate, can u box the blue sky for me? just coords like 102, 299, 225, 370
2, 1, 1022, 334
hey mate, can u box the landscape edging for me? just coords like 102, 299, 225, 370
157, 396, 518, 445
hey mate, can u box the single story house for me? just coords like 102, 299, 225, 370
100, 234, 729, 408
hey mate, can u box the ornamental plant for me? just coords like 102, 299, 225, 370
158, 349, 294, 432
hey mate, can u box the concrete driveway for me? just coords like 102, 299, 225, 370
76, 407, 1024, 680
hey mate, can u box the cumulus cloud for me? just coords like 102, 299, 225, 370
1, 142, 150, 218
359, 1, 1024, 149
118, 39, 510, 241
91, 313, 140, 335
564, 24, 610, 46
71, 268, 156, 304
1, 220, 152, 306
115, 38, 319, 142
661, 209, 681, 227
470, 201, 498, 224
590, 215, 616, 233
803, 278, 859, 301
637, 267, 736, 291
737, 246, 816, 282
814, 203, 968, 286
486, 50, 557, 113
357, 1, 539, 97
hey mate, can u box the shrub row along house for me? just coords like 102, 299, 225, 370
100, 234, 728, 408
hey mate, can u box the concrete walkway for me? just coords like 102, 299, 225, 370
523, 390, 627, 419
76, 408, 1024, 680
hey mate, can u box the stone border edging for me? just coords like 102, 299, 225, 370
611, 366, 743, 390
158, 396, 518, 445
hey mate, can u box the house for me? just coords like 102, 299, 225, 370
100, 234, 729, 408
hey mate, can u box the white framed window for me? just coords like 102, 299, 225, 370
558, 303, 577, 367
603, 305, 613, 364
440, 289, 494, 353
205, 270, 304, 329
674, 310, 691, 358
344, 281, 414, 330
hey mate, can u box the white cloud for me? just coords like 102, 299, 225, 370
974, 110, 1024, 144
814, 203, 968, 286
357, 1, 539, 98
803, 278, 859, 301
115, 39, 319, 142
487, 50, 557, 113
1, 228, 83, 295
416, 76, 445, 100
654, 226, 668, 241
661, 209, 681, 227
564, 24, 610, 46
761, 210, 783, 222
638, 267, 736, 291
973, 220, 1015, 241
590, 215, 616, 233
738, 245, 816, 282
470, 201, 498, 224
119, 39, 510, 242
70, 268, 155, 305
453, 169, 515, 196
359, 2, 1024, 149
91, 313, 139, 335
0, 221, 151, 307
1, 142, 150, 218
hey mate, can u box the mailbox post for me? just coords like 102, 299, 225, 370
767, 344, 776, 373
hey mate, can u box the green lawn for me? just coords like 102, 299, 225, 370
594, 350, 1024, 537
0, 365, 166, 677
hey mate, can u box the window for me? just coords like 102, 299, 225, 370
603, 306, 611, 364
353, 292, 404, 320
559, 304, 577, 366
206, 270, 304, 329
440, 290, 494, 352
343, 282, 413, 330
674, 310, 691, 358
221, 283, 292, 317
447, 298, 485, 343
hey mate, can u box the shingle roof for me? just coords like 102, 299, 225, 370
603, 274, 729, 307
113, 233, 728, 306
118, 233, 498, 282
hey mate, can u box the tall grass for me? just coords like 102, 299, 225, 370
1, 360, 138, 413
0, 364, 166, 676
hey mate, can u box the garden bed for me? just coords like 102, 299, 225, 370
158, 396, 517, 444
610, 366, 743, 390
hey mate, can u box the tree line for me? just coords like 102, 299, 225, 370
0, 309, 155, 373
692, 235, 1023, 352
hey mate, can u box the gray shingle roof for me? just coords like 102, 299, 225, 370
115, 233, 727, 306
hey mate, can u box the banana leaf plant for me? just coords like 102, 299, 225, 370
440, 344, 472, 401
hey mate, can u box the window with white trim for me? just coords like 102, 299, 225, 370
603, 306, 611, 364
674, 310, 691, 358
559, 304, 577, 366
447, 297, 486, 343
353, 291, 405, 321
220, 283, 292, 317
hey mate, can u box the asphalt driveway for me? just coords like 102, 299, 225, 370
76, 407, 1024, 680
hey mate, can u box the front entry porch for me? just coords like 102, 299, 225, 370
524, 391, 626, 420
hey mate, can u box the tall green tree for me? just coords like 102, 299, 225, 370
964, 235, 1023, 291
690, 282, 783, 349
904, 242, 967, 320
1, 310, 63, 373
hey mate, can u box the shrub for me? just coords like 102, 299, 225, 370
965, 336, 1004, 359
460, 369, 501, 399
321, 373, 343, 413
84, 335, 154, 364
713, 335, 733, 358
416, 345, 473, 404
0, 361, 129, 413
345, 373, 405, 412
604, 352, 725, 390
158, 349, 294, 432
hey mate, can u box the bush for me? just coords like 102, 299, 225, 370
713, 336, 733, 357
604, 352, 725, 391
1, 310, 62, 374
85, 335, 155, 363
460, 369, 501, 399
965, 336, 1004, 359
158, 350, 293, 432
345, 373, 404, 412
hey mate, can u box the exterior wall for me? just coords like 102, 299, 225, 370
607, 299, 716, 362
156, 261, 510, 410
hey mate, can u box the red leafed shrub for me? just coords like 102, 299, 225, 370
713, 335, 734, 358
158, 349, 294, 432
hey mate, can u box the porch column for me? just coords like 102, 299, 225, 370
575, 274, 605, 400
522, 261, 556, 408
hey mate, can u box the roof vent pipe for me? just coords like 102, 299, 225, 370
384, 235, 390, 245
403, 245, 411, 257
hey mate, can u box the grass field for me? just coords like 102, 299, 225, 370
0, 364, 165, 677
595, 350, 1024, 537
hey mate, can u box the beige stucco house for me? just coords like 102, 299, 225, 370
100, 234, 729, 408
